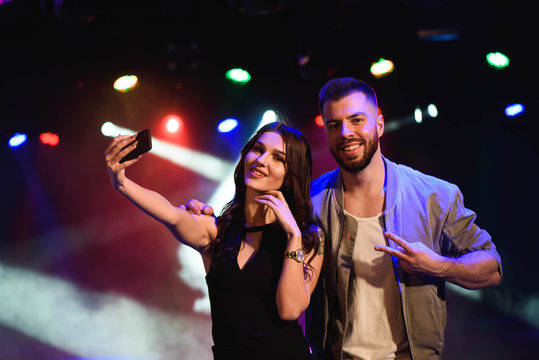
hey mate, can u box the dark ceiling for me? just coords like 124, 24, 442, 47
0, 0, 536, 137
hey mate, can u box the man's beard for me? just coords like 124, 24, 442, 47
330, 135, 378, 173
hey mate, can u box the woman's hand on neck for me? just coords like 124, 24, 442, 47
244, 188, 277, 227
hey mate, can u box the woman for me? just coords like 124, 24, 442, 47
104, 121, 324, 359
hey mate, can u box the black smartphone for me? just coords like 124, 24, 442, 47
119, 129, 152, 163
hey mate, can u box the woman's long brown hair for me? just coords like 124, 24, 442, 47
209, 121, 321, 278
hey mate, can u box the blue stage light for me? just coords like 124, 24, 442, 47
505, 103, 524, 117
217, 118, 239, 133
8, 133, 27, 148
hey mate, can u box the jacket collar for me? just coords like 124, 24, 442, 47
382, 155, 399, 215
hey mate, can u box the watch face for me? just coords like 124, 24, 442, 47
296, 249, 305, 262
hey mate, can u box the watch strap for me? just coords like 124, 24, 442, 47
284, 248, 305, 263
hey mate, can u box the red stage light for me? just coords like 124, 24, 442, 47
40, 132, 59, 146
315, 115, 324, 127
163, 115, 183, 133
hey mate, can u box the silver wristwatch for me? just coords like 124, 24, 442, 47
284, 249, 305, 263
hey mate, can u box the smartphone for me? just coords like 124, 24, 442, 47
119, 129, 152, 163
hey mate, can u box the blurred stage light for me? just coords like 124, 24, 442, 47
39, 132, 60, 146
259, 110, 277, 129
101, 122, 135, 137
209, 111, 278, 214
101, 122, 120, 137
152, 140, 232, 181
315, 115, 324, 127
225, 68, 251, 84
101, 122, 233, 181
113, 75, 139, 92
163, 115, 183, 133
298, 54, 311, 66
505, 103, 524, 117
414, 107, 423, 123
217, 118, 239, 133
486, 52, 509, 69
370, 58, 394, 78
8, 132, 27, 148
0, 262, 212, 358
386, 105, 437, 133
417, 26, 462, 41
427, 104, 438, 118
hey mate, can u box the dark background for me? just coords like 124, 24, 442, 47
1, 0, 538, 359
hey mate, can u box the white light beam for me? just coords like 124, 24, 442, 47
101, 122, 234, 182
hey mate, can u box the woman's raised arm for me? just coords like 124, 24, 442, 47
105, 135, 217, 252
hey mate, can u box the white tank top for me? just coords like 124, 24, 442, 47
340, 210, 410, 360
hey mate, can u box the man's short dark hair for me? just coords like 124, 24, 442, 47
318, 77, 378, 114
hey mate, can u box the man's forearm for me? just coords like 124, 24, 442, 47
440, 250, 501, 289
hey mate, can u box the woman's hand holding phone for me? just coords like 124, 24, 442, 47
119, 129, 152, 163
104, 129, 152, 188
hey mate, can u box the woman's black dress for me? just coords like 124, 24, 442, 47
205, 222, 312, 360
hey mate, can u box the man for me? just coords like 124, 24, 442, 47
187, 77, 502, 360
306, 77, 501, 360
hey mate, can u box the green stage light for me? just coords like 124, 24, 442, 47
225, 68, 251, 84
486, 52, 509, 69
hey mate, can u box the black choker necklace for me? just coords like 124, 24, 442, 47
244, 222, 276, 233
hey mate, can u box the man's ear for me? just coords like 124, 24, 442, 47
377, 114, 385, 137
